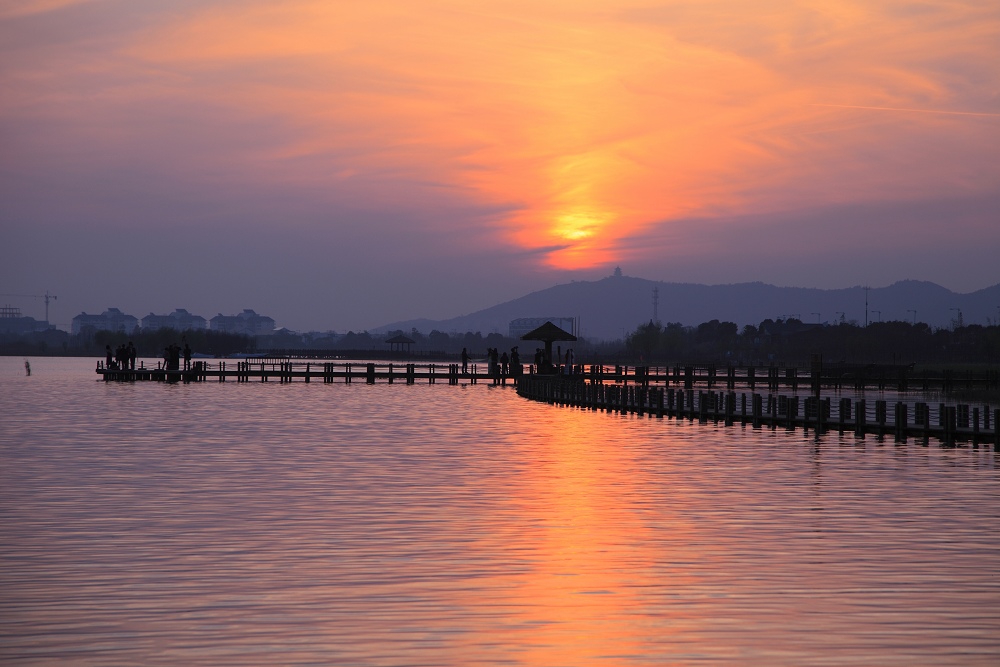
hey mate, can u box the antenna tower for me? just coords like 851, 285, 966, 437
652, 286, 660, 324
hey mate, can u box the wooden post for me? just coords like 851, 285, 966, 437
810, 353, 822, 401
972, 407, 980, 444
946, 406, 957, 445
876, 400, 886, 437
994, 409, 999, 451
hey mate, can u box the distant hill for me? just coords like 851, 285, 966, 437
375, 276, 1000, 341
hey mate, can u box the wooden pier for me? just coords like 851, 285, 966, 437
97, 360, 517, 385
96, 360, 998, 449
99, 359, 1000, 393
516, 375, 1000, 449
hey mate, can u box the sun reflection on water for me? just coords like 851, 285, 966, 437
1, 358, 998, 665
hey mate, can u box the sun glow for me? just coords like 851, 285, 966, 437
554, 210, 603, 241
7, 0, 997, 276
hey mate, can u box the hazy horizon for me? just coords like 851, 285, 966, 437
6, 273, 999, 335
3, 1, 998, 332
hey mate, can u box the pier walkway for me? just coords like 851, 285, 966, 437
98, 360, 510, 385
96, 360, 998, 448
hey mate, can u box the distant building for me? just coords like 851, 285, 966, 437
71, 308, 139, 335
141, 309, 207, 331
509, 317, 578, 339
210, 309, 276, 336
0, 305, 55, 335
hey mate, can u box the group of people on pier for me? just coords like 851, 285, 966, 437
534, 346, 576, 375
106, 342, 137, 371
469, 346, 522, 378
104, 339, 194, 372
161, 341, 193, 371
454, 345, 578, 377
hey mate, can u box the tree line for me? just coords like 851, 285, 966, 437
3, 319, 999, 366
623, 319, 1000, 366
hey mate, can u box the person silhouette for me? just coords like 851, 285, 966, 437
461, 347, 469, 374
488, 348, 498, 377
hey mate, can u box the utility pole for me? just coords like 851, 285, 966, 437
864, 286, 870, 328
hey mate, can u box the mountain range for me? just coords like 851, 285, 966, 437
375, 274, 1000, 341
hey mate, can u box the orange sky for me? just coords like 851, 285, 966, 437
1, 0, 998, 328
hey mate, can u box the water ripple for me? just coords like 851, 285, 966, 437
1, 358, 997, 665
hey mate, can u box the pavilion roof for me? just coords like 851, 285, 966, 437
520, 321, 577, 342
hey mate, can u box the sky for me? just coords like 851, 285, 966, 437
2, 0, 998, 332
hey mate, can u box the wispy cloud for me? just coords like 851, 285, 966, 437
811, 103, 1000, 117
0, 0, 101, 20
3, 0, 998, 278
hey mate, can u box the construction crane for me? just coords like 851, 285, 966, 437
0, 290, 58, 323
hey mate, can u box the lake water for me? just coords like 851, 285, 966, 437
2, 357, 998, 666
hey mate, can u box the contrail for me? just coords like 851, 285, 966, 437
811, 103, 1000, 118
